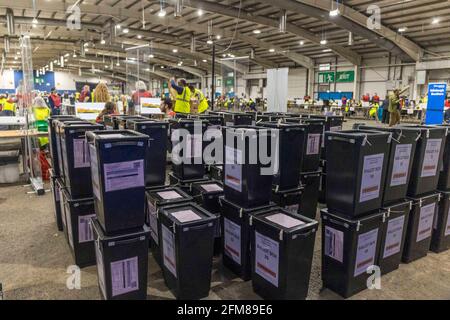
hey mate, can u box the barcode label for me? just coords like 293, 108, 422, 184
354, 228, 378, 277
73, 139, 90, 168
324, 226, 344, 263
306, 134, 321, 155
421, 139, 442, 178
147, 201, 158, 244
417, 203, 436, 242
162, 224, 177, 278
78, 214, 96, 243
223, 218, 241, 265
390, 144, 412, 187
110, 257, 139, 297
383, 216, 405, 258
360, 153, 384, 203
255, 231, 279, 288
104, 160, 145, 192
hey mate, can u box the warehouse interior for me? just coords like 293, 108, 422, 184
0, 0, 450, 301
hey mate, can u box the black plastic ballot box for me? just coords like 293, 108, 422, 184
48, 115, 78, 177
430, 191, 450, 253
159, 203, 217, 299
250, 209, 318, 300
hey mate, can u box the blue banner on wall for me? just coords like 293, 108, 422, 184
14, 70, 55, 93
425, 83, 447, 125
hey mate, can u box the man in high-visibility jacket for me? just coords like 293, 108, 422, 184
1, 94, 16, 116
189, 85, 209, 114
169, 78, 191, 114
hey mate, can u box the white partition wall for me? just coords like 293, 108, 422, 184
266, 68, 288, 113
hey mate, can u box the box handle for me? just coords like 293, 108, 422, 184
109, 236, 146, 247
294, 228, 316, 238
183, 222, 214, 232
328, 217, 350, 229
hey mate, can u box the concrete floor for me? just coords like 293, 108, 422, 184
0, 119, 449, 300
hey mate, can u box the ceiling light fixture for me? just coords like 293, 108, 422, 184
172, 48, 178, 53
149, 54, 154, 58
253, 29, 261, 34
329, 8, 340, 17
123, 28, 129, 34
198, 9, 204, 16
320, 39, 327, 45
269, 48, 275, 53
431, 18, 440, 25
158, 9, 167, 17
398, 27, 407, 33
299, 40, 304, 46
137, 34, 142, 39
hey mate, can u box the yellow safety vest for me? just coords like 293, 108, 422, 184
195, 89, 209, 114
3, 100, 15, 112
175, 86, 191, 114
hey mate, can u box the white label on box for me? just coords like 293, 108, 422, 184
201, 183, 223, 193
148, 201, 158, 244
171, 210, 202, 223
78, 214, 96, 243
417, 203, 436, 242
383, 216, 405, 258
421, 139, 442, 178
89, 144, 101, 200
354, 228, 378, 277
225, 146, 242, 192
255, 231, 279, 288
110, 256, 139, 297
306, 134, 321, 155
162, 224, 177, 278
223, 217, 241, 265
360, 153, 384, 203
104, 160, 145, 192
157, 190, 182, 200
445, 206, 450, 236
324, 226, 344, 263
285, 204, 299, 214
73, 138, 91, 168
185, 134, 202, 159
95, 241, 106, 299
226, 122, 234, 127
330, 126, 342, 132
390, 144, 412, 187
265, 213, 305, 229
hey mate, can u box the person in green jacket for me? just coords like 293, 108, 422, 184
388, 89, 401, 127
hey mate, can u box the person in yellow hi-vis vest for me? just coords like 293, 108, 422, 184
32, 96, 51, 147
189, 85, 209, 114
1, 94, 16, 116
169, 78, 191, 114
369, 102, 380, 123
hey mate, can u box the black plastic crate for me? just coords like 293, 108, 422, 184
299, 171, 321, 220
190, 114, 224, 128
168, 172, 209, 194
220, 197, 275, 280
145, 187, 193, 266
325, 130, 391, 217
61, 189, 96, 268
430, 191, 450, 253
403, 192, 439, 263
378, 200, 412, 275
358, 126, 419, 206
159, 202, 217, 299
259, 122, 307, 191
59, 122, 104, 198
103, 115, 139, 130
223, 126, 274, 208
436, 125, 450, 191
400, 125, 447, 197
250, 209, 318, 300
256, 114, 285, 123
271, 186, 303, 214
321, 208, 385, 298
50, 170, 64, 231
91, 218, 150, 300
118, 116, 148, 129
190, 180, 224, 214
128, 119, 169, 187
54, 119, 89, 183
223, 112, 254, 127
86, 130, 149, 235
310, 115, 344, 158
169, 119, 208, 180
48, 116, 78, 177
286, 118, 325, 172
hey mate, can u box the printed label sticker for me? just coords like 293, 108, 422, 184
171, 210, 202, 223
78, 214, 96, 243
265, 213, 305, 229
255, 231, 280, 288
73, 138, 91, 168
421, 139, 442, 178
223, 217, 241, 265
224, 146, 242, 192
383, 216, 405, 258
306, 134, 321, 155
416, 203, 436, 242
390, 144, 412, 187
324, 226, 344, 263
110, 257, 139, 297
201, 183, 223, 193
162, 224, 177, 278
104, 160, 145, 193
157, 190, 182, 200
354, 228, 378, 277
360, 153, 384, 203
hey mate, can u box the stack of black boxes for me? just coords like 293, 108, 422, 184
86, 130, 151, 300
